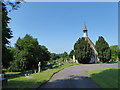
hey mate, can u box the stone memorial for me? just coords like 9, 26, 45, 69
38, 62, 41, 72
34, 70, 37, 73
25, 74, 27, 76
0, 74, 7, 86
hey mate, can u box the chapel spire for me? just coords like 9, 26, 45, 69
84, 24, 87, 30
83, 24, 88, 37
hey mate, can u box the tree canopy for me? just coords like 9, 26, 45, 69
74, 37, 93, 63
110, 45, 119, 61
95, 36, 111, 62
2, 2, 13, 68
8, 34, 50, 71
69, 50, 74, 59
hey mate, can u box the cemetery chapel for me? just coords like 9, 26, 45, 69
73, 24, 99, 63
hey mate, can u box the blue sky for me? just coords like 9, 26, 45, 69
8, 2, 118, 54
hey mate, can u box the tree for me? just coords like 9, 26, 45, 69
50, 53, 60, 60
59, 52, 69, 60
9, 34, 50, 71
118, 46, 120, 60
74, 37, 93, 63
2, 2, 22, 68
2, 3, 13, 68
69, 50, 74, 59
40, 45, 51, 69
95, 36, 111, 62
8, 49, 29, 71
110, 45, 119, 61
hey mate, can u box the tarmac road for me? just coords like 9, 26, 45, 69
40, 64, 118, 88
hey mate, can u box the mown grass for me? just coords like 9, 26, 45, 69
86, 67, 119, 88
3, 63, 78, 89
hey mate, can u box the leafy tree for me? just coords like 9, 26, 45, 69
74, 37, 93, 63
9, 34, 50, 71
50, 53, 60, 60
40, 45, 51, 69
69, 50, 74, 59
95, 36, 111, 62
8, 50, 28, 71
49, 52, 70, 65
59, 52, 69, 60
110, 45, 119, 61
118, 46, 120, 60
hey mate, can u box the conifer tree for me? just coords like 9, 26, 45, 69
2, 3, 13, 68
95, 36, 111, 62
110, 45, 119, 61
74, 37, 93, 63
2, 2, 21, 68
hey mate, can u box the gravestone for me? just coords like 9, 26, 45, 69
26, 76, 33, 78
34, 70, 37, 73
0, 74, 7, 86
25, 74, 27, 76
38, 62, 41, 73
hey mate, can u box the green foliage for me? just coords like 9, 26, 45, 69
69, 50, 74, 59
2, 3, 13, 68
59, 52, 69, 62
2, 2, 21, 68
74, 37, 93, 63
9, 34, 50, 71
110, 45, 119, 61
118, 48, 120, 60
49, 52, 70, 65
50, 53, 60, 60
95, 36, 111, 62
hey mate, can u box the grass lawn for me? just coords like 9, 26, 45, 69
86, 67, 119, 88
3, 63, 78, 89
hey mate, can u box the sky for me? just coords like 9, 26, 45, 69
8, 2, 118, 54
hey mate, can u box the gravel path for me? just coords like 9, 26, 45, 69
40, 64, 118, 88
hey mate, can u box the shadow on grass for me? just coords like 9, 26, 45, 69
88, 68, 119, 88
5, 73, 22, 79
38, 75, 100, 89
2, 80, 47, 90
5, 70, 34, 79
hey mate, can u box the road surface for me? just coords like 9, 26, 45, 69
40, 64, 118, 88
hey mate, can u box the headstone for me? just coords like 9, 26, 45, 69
75, 60, 79, 63
0, 74, 7, 86
73, 55, 76, 63
26, 76, 33, 78
0, 74, 4, 78
38, 62, 41, 72
25, 74, 27, 76
34, 70, 36, 73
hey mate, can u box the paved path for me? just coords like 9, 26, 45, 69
40, 64, 118, 88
